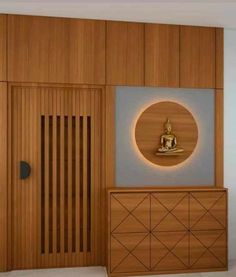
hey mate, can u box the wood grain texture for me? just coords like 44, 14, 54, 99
8, 15, 105, 84
189, 230, 227, 269
0, 82, 7, 271
108, 189, 227, 276
189, 191, 227, 269
106, 21, 144, 86
111, 193, 150, 233
215, 90, 224, 187
0, 15, 7, 81
216, 28, 224, 89
151, 231, 188, 271
135, 101, 198, 166
110, 232, 150, 273
7, 85, 12, 270
101, 86, 115, 266
190, 191, 227, 230
8, 84, 105, 269
151, 192, 189, 231
145, 24, 180, 87
103, 86, 115, 190
180, 26, 216, 88
110, 193, 150, 273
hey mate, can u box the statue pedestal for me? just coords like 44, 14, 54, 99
155, 152, 185, 156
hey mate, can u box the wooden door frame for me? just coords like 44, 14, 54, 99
0, 82, 8, 271
3, 83, 115, 271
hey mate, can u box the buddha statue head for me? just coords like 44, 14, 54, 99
164, 118, 172, 134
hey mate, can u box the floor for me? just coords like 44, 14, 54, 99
0, 261, 235, 277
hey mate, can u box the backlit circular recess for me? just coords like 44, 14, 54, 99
135, 101, 198, 166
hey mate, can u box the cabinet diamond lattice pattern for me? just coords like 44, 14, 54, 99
109, 192, 227, 274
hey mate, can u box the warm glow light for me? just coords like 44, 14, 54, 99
132, 98, 201, 171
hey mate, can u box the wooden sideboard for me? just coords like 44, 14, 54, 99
107, 188, 228, 276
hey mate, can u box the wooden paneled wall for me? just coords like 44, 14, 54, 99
0, 15, 7, 81
8, 15, 105, 84
106, 22, 144, 86
216, 28, 224, 89
180, 26, 216, 88
5, 14, 223, 89
145, 24, 180, 87
0, 13, 224, 272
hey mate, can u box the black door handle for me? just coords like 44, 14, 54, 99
20, 161, 31, 179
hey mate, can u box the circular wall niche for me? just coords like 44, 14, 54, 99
135, 101, 198, 166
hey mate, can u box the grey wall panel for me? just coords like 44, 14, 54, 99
116, 86, 215, 187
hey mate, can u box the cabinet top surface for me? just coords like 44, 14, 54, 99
108, 186, 227, 193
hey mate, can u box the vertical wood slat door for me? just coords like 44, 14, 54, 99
10, 85, 102, 269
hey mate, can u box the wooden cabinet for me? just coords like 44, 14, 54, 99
8, 15, 105, 84
106, 21, 144, 86
145, 24, 180, 87
108, 189, 227, 276
180, 26, 216, 88
0, 15, 6, 81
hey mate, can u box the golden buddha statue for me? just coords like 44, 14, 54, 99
156, 118, 184, 154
